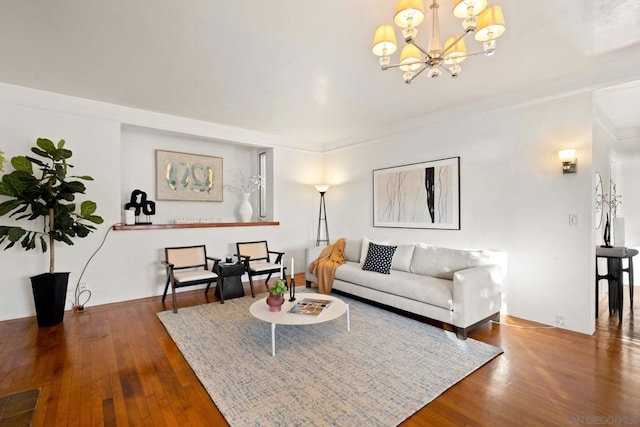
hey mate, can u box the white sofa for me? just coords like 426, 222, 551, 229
305, 238, 507, 339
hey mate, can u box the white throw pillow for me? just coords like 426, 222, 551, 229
390, 244, 415, 272
410, 246, 491, 280
359, 236, 391, 264
343, 239, 362, 263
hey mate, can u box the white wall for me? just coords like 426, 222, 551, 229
0, 101, 121, 320
616, 154, 640, 248
121, 125, 259, 223
0, 83, 601, 335
0, 85, 322, 321
323, 93, 595, 334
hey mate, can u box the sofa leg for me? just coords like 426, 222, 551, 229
455, 312, 500, 339
455, 327, 468, 340
305, 280, 312, 288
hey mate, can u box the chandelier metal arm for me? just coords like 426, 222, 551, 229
381, 60, 428, 70
450, 49, 492, 61
442, 30, 472, 55
407, 39, 430, 57
406, 64, 428, 83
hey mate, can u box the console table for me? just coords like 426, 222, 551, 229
595, 246, 637, 321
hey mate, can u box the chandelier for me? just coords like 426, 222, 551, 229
371, 0, 506, 83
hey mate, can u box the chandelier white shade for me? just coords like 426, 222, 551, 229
394, 0, 425, 28
372, 0, 506, 83
372, 25, 398, 57
452, 0, 486, 18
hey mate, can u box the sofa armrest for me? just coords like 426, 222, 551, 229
452, 264, 504, 328
304, 246, 325, 284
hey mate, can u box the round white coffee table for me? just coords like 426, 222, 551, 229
249, 293, 350, 356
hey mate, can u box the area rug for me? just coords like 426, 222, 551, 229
157, 293, 502, 426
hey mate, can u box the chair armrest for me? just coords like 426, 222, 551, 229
237, 254, 251, 269
269, 250, 284, 263
452, 264, 504, 328
161, 260, 175, 282
206, 256, 221, 271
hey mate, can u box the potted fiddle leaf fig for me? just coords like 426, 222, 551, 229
0, 138, 104, 326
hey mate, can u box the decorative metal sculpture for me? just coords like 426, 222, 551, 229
124, 189, 156, 225
602, 213, 611, 248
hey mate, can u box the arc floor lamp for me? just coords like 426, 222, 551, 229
315, 184, 330, 246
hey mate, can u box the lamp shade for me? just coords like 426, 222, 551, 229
372, 25, 398, 56
474, 6, 506, 41
399, 44, 422, 71
444, 36, 467, 64
314, 184, 330, 193
558, 149, 576, 162
452, 0, 487, 18
394, 0, 425, 28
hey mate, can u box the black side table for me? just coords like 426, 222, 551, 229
595, 246, 638, 321
213, 262, 246, 304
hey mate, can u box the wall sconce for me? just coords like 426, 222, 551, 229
558, 149, 577, 174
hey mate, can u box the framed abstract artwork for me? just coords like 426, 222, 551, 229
156, 150, 223, 202
373, 157, 460, 229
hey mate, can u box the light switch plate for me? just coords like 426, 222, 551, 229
568, 213, 580, 226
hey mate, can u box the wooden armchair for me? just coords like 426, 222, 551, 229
236, 240, 285, 295
162, 245, 220, 313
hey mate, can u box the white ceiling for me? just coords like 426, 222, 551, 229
1, 0, 640, 151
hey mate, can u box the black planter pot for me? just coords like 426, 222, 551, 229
30, 272, 70, 327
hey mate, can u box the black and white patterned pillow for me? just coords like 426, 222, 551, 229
362, 242, 397, 274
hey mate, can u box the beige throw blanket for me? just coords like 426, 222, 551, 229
310, 237, 346, 294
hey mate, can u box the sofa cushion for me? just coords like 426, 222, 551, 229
359, 237, 390, 264
390, 244, 415, 272
335, 262, 453, 309
410, 245, 491, 280
362, 243, 397, 274
343, 239, 362, 263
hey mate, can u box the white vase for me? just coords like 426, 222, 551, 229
613, 217, 625, 247
238, 192, 253, 222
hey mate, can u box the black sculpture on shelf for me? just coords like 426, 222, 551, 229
124, 189, 156, 225
602, 212, 612, 248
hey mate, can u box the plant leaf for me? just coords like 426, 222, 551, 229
30, 148, 49, 158
85, 215, 104, 225
0, 182, 10, 196
36, 138, 56, 154
10, 156, 32, 173
75, 225, 90, 238
25, 156, 45, 167
7, 227, 26, 242
54, 148, 73, 160
80, 200, 97, 216
0, 200, 21, 216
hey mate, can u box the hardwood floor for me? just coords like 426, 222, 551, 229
1, 278, 638, 426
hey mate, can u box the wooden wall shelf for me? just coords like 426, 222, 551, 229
113, 221, 280, 231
